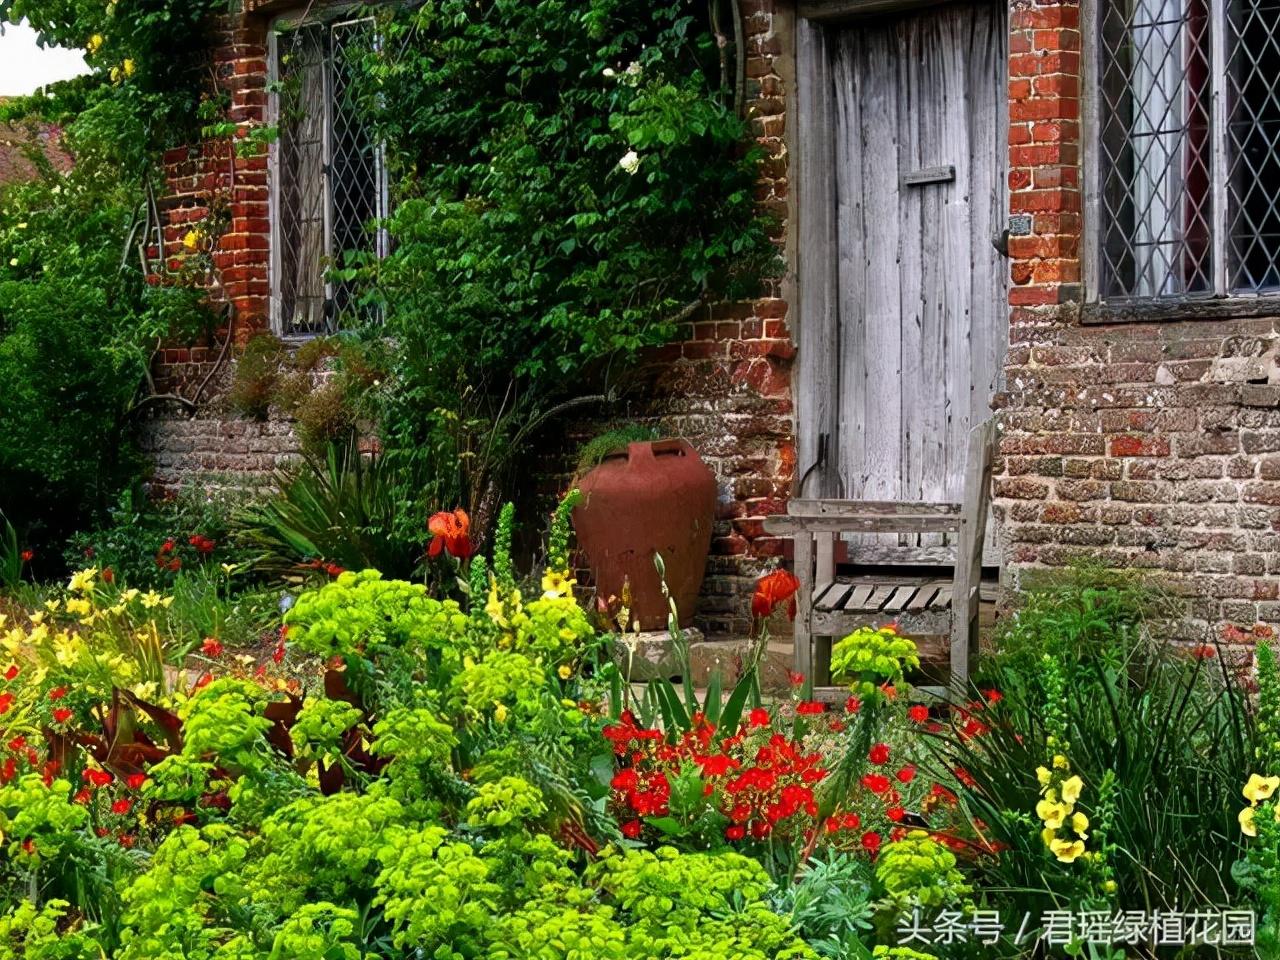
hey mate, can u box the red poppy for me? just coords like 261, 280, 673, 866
6, 735, 23, 752
0, 693, 16, 715
843, 695, 861, 714
620, 819, 643, 839
887, 806, 906, 822
787, 671, 805, 687
861, 773, 891, 794
200, 638, 224, 658
111, 799, 132, 815
861, 831, 882, 854
84, 769, 113, 787
747, 707, 770, 728
796, 701, 825, 716
428, 509, 474, 559
895, 764, 916, 784
74, 789, 92, 804
48, 687, 68, 701
3, 665, 17, 682
724, 824, 746, 841
868, 743, 890, 765
18, 550, 32, 563
159, 539, 175, 554
168, 558, 182, 572
52, 708, 72, 724
907, 704, 929, 723
188, 535, 216, 555
752, 569, 801, 620
125, 773, 147, 791
984, 688, 1003, 703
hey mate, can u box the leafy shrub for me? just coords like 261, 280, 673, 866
226, 332, 287, 420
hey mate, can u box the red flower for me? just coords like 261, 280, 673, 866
844, 696, 862, 714
323, 562, 345, 578
188, 535, 216, 555
74, 789, 92, 804
101, 567, 114, 584
48, 687, 68, 701
194, 672, 213, 691
6, 735, 23, 751
18, 550, 33, 563
907, 704, 929, 723
200, 638, 224, 658
868, 743, 890, 765
111, 799, 132, 815
984, 688, 1003, 703
954, 766, 976, 788
724, 824, 745, 841
2, 664, 17, 681
861, 773, 891, 794
747, 707, 770, 728
168, 558, 182, 572
696, 754, 740, 777
84, 769, 113, 788
796, 701, 825, 716
52, 708, 72, 724
895, 764, 916, 784
125, 773, 147, 791
887, 806, 906, 822
620, 819, 643, 839
0, 693, 16, 715
159, 539, 175, 554
752, 569, 801, 620
861, 831, 882, 854
428, 509, 474, 559
787, 671, 805, 687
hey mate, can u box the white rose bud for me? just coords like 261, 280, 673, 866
618, 150, 641, 175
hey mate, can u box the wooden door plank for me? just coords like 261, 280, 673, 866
885, 585, 918, 612
817, 582, 853, 610
846, 584, 876, 610
908, 584, 939, 611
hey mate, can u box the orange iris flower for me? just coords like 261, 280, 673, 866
428, 508, 474, 559
752, 569, 801, 620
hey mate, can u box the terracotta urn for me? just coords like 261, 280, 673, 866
573, 439, 717, 630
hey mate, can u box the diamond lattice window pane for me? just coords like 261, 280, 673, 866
1097, 0, 1214, 299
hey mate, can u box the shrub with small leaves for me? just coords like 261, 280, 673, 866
874, 830, 972, 911
290, 697, 363, 765
830, 626, 921, 700
466, 775, 547, 830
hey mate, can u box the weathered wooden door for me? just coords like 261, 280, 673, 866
795, 1, 1007, 511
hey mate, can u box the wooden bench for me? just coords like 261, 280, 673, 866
763, 418, 997, 698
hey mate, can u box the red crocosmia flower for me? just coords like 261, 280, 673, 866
52, 708, 73, 724
85, 769, 113, 787
724, 825, 745, 841
126, 773, 147, 791
101, 567, 114, 584
696, 754, 740, 777
752, 569, 801, 620
887, 806, 906, 822
74, 789, 92, 805
200, 638, 224, 658
323, 563, 345, 578
868, 743, 890, 765
747, 707, 770, 728
2, 665, 16, 681
861, 831, 882, 854
844, 695, 862, 714
0, 693, 12, 714
19, 550, 33, 563
620, 819, 643, 839
907, 704, 929, 723
788, 671, 805, 687
111, 799, 132, 815
427, 509, 474, 559
895, 764, 917, 784
6, 735, 23, 752
796, 701, 825, 716
48, 687, 68, 701
861, 773, 891, 794
984, 688, 1003, 703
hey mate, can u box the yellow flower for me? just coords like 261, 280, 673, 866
182, 229, 201, 251
541, 569, 575, 599
494, 702, 509, 724
221, 563, 238, 576
140, 591, 163, 609
1036, 798, 1070, 830
1060, 775, 1083, 805
557, 664, 573, 680
1240, 806, 1258, 838
64, 597, 91, 617
87, 34, 103, 54
1071, 811, 1089, 839
1040, 826, 1057, 847
1049, 838, 1086, 863
1036, 766, 1052, 788
122, 58, 134, 77
1052, 754, 1070, 770
68, 568, 97, 594
1243, 774, 1280, 804
109, 66, 121, 83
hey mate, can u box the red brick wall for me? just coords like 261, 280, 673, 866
998, 0, 1280, 645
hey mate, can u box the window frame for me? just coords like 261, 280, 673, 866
1081, 0, 1280, 322
266, 7, 389, 340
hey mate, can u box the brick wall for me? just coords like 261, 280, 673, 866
999, 0, 1280, 645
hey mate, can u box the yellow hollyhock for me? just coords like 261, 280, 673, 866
1060, 775, 1083, 805
1050, 837, 1086, 863
1243, 774, 1280, 804
1240, 806, 1258, 837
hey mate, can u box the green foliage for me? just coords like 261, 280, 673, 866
290, 697, 363, 765
830, 626, 921, 701
235, 444, 427, 579
575, 425, 660, 476
777, 852, 877, 960
227, 333, 287, 421
874, 830, 971, 911
351, 0, 776, 515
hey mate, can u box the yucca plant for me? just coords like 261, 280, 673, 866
234, 443, 424, 580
